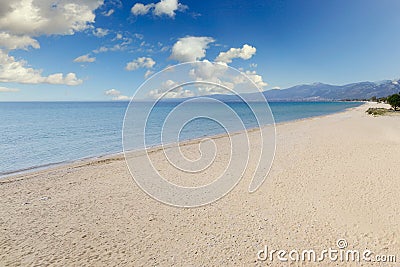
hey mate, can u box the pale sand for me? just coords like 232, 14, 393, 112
1, 102, 399, 266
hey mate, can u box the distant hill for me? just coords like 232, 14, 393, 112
261, 80, 400, 101
158, 79, 400, 102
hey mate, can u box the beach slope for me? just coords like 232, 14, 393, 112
1, 102, 399, 266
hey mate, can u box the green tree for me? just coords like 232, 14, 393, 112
387, 94, 400, 111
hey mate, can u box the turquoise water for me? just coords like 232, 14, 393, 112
0, 101, 362, 176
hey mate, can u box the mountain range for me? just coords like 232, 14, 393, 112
261, 80, 400, 101
200, 79, 400, 102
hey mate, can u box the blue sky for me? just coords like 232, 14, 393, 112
1, 0, 400, 101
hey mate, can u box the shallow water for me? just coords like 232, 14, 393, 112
0, 101, 362, 175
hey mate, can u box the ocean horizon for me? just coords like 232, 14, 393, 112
0, 101, 362, 177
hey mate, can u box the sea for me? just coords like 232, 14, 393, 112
0, 101, 362, 176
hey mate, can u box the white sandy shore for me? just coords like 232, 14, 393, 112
1, 102, 399, 266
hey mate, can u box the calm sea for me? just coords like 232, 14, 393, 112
0, 101, 362, 176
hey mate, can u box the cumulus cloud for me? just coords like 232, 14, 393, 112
188, 60, 235, 95
131, 0, 187, 18
45, 73, 82, 85
189, 60, 267, 93
0, 0, 101, 86
105, 89, 130, 100
93, 28, 109, 37
0, 50, 82, 85
154, 0, 187, 17
0, 32, 40, 50
215, 44, 256, 63
206, 44, 267, 91
148, 40, 266, 98
73, 54, 96, 63
272, 86, 281, 90
148, 79, 195, 99
0, 86, 19, 92
146, 60, 268, 99
242, 70, 268, 88
170, 36, 215, 62
0, 0, 103, 36
125, 57, 156, 71
131, 3, 153, 15
189, 60, 228, 83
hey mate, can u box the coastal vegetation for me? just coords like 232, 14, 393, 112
387, 93, 400, 111
366, 93, 400, 116
366, 108, 393, 116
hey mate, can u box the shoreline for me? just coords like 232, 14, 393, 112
0, 101, 365, 181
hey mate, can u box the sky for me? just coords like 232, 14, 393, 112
1, 0, 400, 101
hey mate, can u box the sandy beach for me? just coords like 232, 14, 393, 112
1, 102, 399, 266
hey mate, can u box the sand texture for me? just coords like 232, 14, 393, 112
1, 102, 399, 266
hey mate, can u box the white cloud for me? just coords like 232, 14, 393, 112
188, 60, 234, 95
113, 95, 130, 100
0, 32, 40, 50
170, 36, 215, 62
93, 44, 126, 53
125, 57, 156, 71
148, 79, 195, 99
144, 70, 154, 78
93, 28, 109, 37
0, 50, 82, 85
215, 44, 256, 63
189, 60, 228, 83
131, 0, 187, 18
149, 87, 195, 99
93, 35, 133, 53
392, 80, 399, 85
189, 60, 267, 93
104, 88, 120, 96
242, 70, 268, 88
102, 9, 114, 16
160, 46, 169, 52
272, 86, 281, 90
0, 86, 19, 92
105, 88, 130, 100
249, 63, 257, 68
131, 3, 153, 15
146, 60, 269, 99
134, 33, 144, 40
45, 73, 82, 85
0, 0, 101, 86
0, 0, 102, 36
73, 54, 96, 63
93, 46, 109, 53
154, 0, 187, 17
